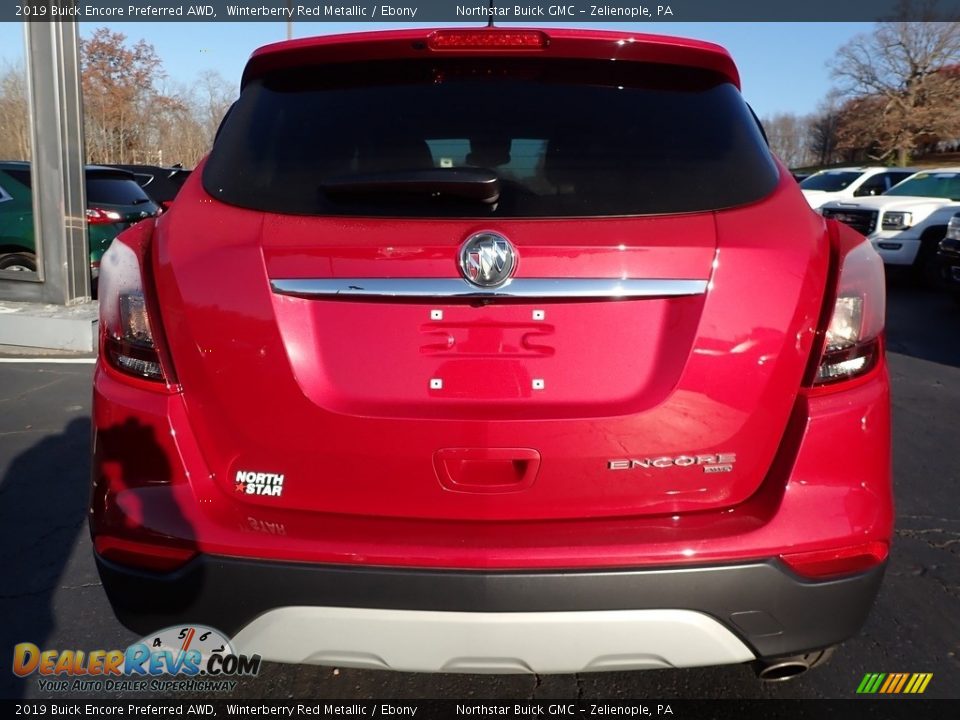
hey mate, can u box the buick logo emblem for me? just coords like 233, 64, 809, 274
459, 232, 516, 288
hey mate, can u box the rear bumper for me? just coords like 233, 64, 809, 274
96, 552, 885, 670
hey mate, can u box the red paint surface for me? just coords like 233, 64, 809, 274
91, 29, 892, 575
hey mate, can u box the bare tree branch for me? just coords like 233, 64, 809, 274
830, 10, 960, 164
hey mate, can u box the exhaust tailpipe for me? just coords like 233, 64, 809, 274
754, 646, 836, 681
755, 657, 811, 681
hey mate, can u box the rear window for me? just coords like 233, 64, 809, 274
86, 175, 154, 206
204, 59, 778, 218
4, 168, 32, 189
799, 171, 862, 192
885, 172, 960, 200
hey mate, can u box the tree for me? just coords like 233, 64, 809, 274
1, 29, 233, 168
0, 61, 31, 161
194, 70, 235, 143
830, 8, 960, 165
77, 29, 235, 167
806, 94, 845, 166
80, 28, 163, 164
762, 112, 813, 168
149, 71, 235, 165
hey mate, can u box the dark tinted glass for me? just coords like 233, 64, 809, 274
885, 172, 960, 200
4, 168, 32, 188
854, 175, 888, 196
799, 171, 862, 192
885, 172, 916, 189
107, 165, 193, 203
145, 171, 191, 204
204, 59, 778, 217
86, 175, 154, 206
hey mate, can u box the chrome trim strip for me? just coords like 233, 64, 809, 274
270, 278, 708, 300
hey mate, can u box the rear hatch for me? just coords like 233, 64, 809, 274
156, 31, 829, 522
86, 168, 160, 230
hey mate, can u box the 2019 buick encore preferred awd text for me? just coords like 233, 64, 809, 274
91, 28, 892, 679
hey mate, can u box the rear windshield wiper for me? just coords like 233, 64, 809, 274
322, 168, 501, 205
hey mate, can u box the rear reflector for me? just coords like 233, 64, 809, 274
94, 536, 197, 573
780, 541, 889, 579
428, 30, 548, 50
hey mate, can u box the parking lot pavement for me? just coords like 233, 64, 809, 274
1, 283, 958, 700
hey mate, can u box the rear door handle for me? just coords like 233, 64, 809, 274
434, 448, 541, 494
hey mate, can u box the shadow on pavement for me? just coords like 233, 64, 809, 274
0, 418, 91, 698
0, 411, 200, 699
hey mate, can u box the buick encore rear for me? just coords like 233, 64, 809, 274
91, 28, 893, 680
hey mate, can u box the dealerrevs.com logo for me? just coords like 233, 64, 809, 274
12, 625, 260, 693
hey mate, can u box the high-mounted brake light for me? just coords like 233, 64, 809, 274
427, 30, 549, 50
813, 239, 885, 386
86, 207, 122, 225
99, 239, 166, 382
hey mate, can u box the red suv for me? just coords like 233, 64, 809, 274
91, 28, 892, 681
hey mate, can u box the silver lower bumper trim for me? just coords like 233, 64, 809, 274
230, 607, 754, 674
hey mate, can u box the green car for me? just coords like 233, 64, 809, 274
0, 161, 160, 276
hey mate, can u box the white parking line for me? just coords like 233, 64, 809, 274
0, 357, 96, 364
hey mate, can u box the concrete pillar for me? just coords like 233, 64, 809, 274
0, 21, 88, 304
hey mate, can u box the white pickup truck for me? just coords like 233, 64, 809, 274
819, 168, 960, 278
799, 166, 916, 208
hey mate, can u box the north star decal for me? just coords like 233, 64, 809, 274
234, 471, 285, 496
608, 453, 737, 473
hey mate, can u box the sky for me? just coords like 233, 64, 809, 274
0, 21, 875, 117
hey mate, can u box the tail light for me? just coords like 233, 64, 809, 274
812, 238, 885, 386
86, 207, 122, 225
780, 541, 889, 579
99, 234, 172, 384
428, 30, 549, 50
